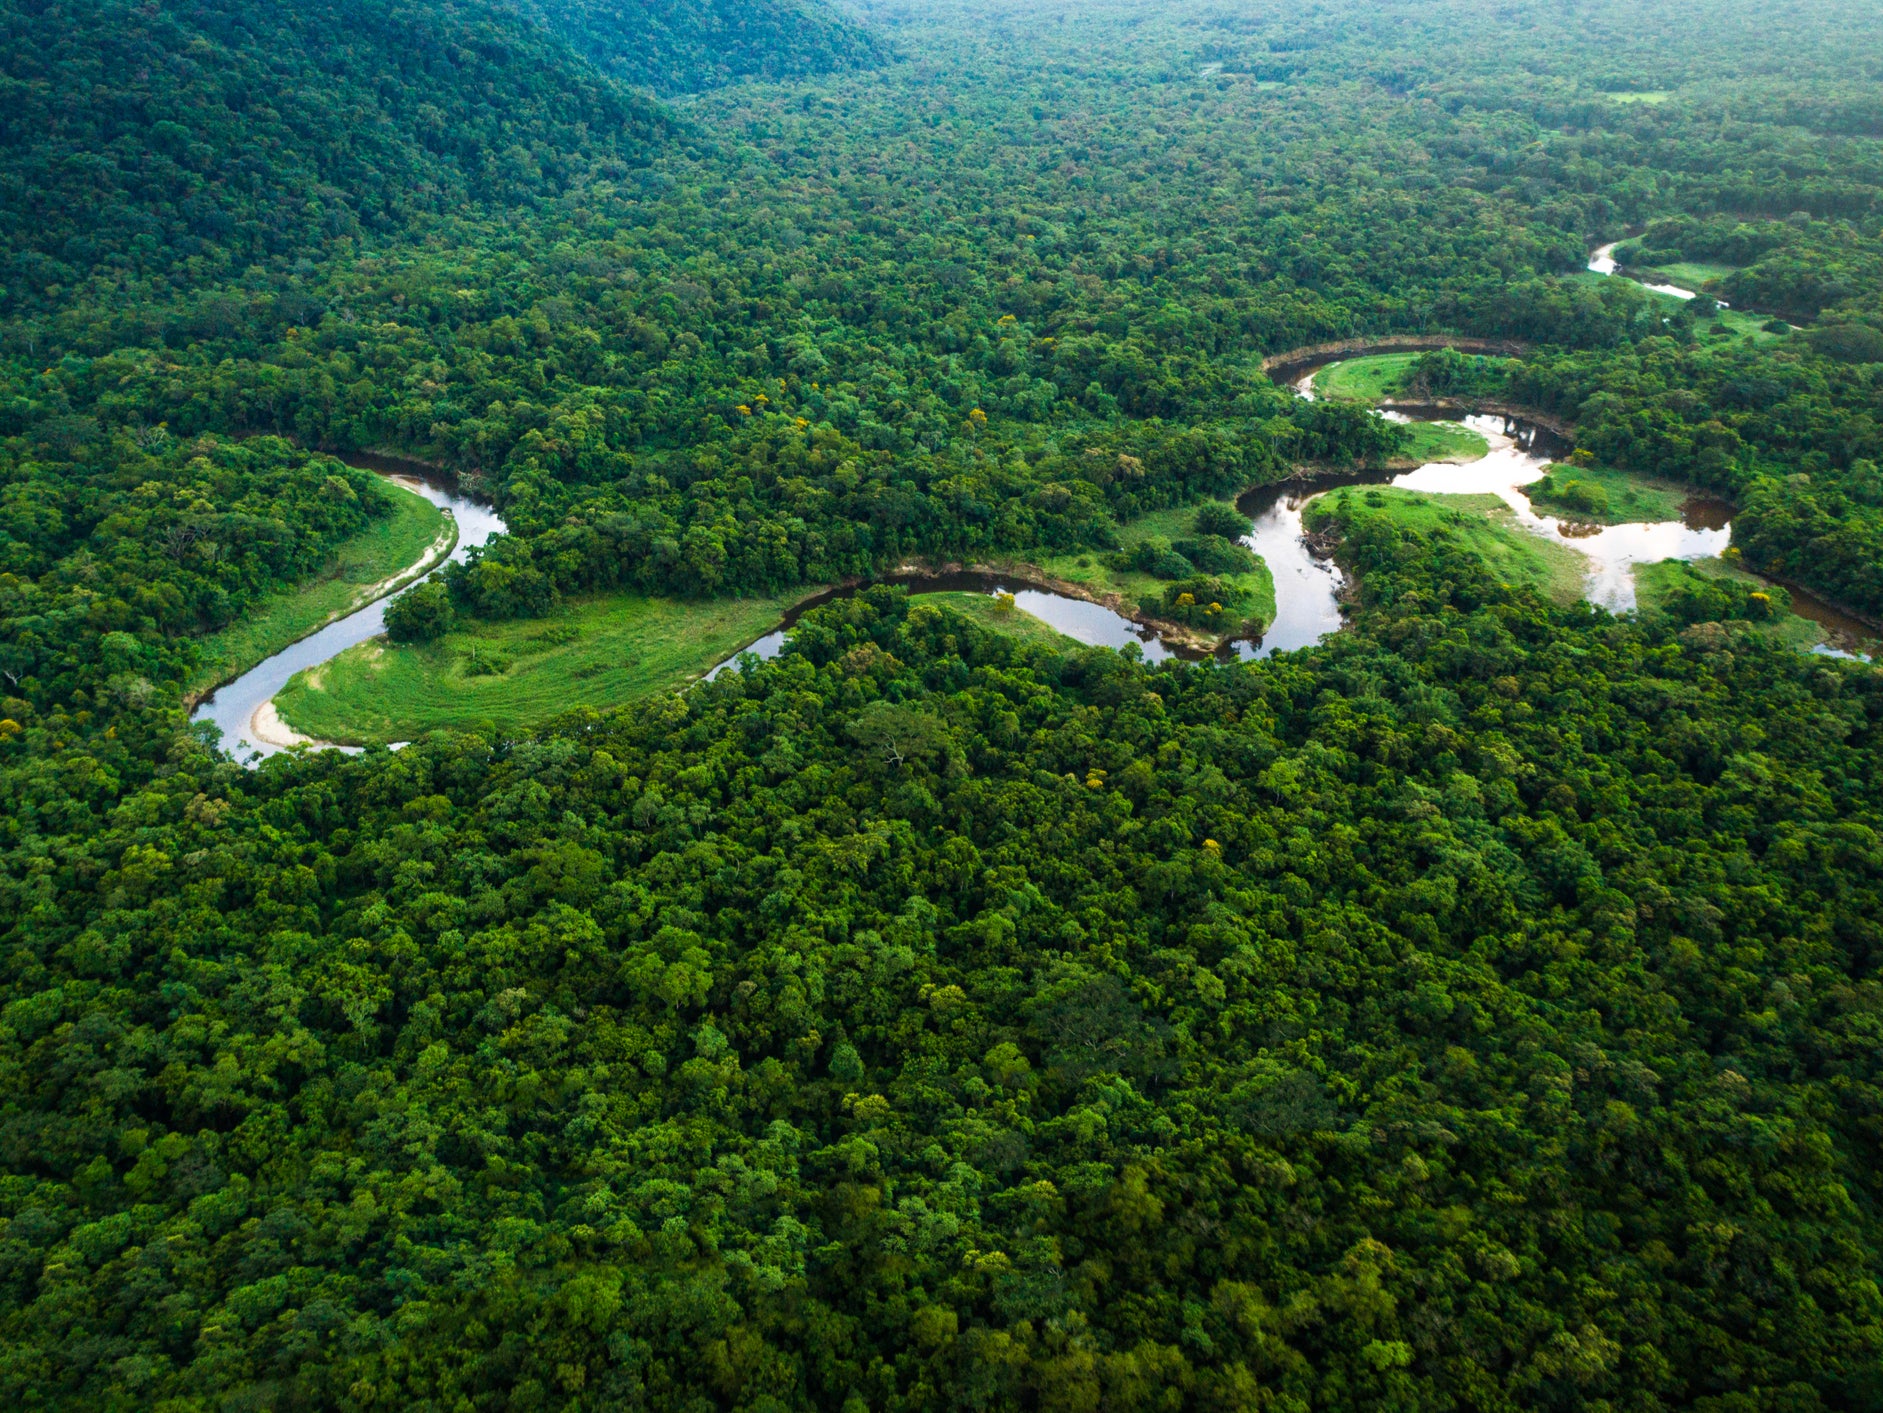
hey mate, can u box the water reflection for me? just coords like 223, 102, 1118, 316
706, 571, 1206, 678
191, 461, 506, 760
1237, 477, 1352, 655
710, 409, 1781, 675
1385, 415, 1733, 612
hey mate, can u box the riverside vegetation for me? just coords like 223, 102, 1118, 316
3, 0, 1883, 1409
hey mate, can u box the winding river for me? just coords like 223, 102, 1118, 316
1587, 241, 1717, 302
202, 333, 1868, 761
1276, 359, 1873, 659
189, 465, 506, 760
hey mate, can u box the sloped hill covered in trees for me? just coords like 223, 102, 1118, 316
528, 0, 888, 93
0, 0, 662, 306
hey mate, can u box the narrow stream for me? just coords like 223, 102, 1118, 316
190, 464, 505, 759
1587, 241, 1718, 302
706, 571, 1216, 680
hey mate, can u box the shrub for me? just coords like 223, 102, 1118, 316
385, 580, 455, 643
1192, 502, 1250, 539
1659, 566, 1789, 625
1150, 575, 1244, 627
1533, 473, 1609, 517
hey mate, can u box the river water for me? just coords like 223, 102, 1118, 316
203, 388, 1867, 761
1587, 241, 1719, 302
190, 465, 505, 760
1282, 360, 1872, 659
705, 406, 1737, 676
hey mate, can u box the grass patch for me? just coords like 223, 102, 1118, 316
1605, 90, 1671, 104
1572, 271, 1794, 346
1523, 462, 1691, 525
915, 592, 1081, 647
1310, 487, 1588, 605
186, 480, 452, 699
1645, 260, 1735, 290
1016, 499, 1278, 633
1708, 306, 1792, 345
276, 591, 805, 744
1310, 353, 1423, 403
1399, 420, 1489, 464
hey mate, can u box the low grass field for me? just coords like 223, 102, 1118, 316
1709, 307, 1794, 345
915, 592, 1081, 648
1399, 420, 1490, 464
1308, 487, 1589, 605
1522, 462, 1695, 525
1013, 498, 1278, 633
1604, 90, 1672, 104
186, 479, 452, 699
1645, 260, 1736, 290
1309, 353, 1422, 402
275, 591, 805, 744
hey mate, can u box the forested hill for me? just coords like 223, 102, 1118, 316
0, 0, 662, 302
0, 0, 885, 312
526, 0, 889, 94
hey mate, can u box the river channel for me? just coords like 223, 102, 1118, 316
190, 463, 506, 759
1588, 241, 1716, 302
203, 358, 1868, 760
706, 400, 1753, 676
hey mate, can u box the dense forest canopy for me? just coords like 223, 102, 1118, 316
3, 0, 1883, 1408
525, 0, 890, 93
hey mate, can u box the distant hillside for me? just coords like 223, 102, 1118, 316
0, 0, 663, 304
525, 0, 889, 93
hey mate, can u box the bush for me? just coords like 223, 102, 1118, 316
1193, 502, 1250, 539
1398, 348, 1513, 399
1144, 575, 1244, 628
1533, 473, 1609, 517
385, 580, 455, 643
1119, 537, 1199, 579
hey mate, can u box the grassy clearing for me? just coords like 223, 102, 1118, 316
1522, 462, 1693, 525
915, 592, 1080, 648
186, 480, 452, 699
1012, 499, 1278, 632
1310, 353, 1422, 402
1605, 90, 1671, 104
1572, 270, 1794, 346
1708, 307, 1793, 345
1399, 420, 1489, 464
1310, 487, 1589, 605
1646, 260, 1735, 290
276, 591, 804, 744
